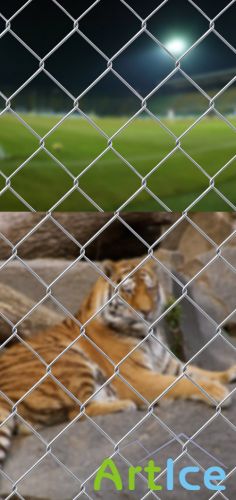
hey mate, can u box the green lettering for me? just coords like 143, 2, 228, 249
128, 466, 143, 490
144, 460, 163, 491
94, 458, 123, 491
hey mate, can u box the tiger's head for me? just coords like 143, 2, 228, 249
90, 258, 166, 336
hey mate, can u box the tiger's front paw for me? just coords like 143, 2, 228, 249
121, 400, 137, 412
202, 381, 231, 408
226, 365, 236, 383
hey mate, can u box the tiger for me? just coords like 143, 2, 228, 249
0, 257, 235, 464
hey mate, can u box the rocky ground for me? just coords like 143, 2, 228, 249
1, 399, 236, 499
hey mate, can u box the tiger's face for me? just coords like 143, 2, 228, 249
98, 259, 166, 335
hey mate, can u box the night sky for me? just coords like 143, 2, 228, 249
0, 0, 235, 98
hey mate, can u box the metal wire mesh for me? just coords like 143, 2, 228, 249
0, 1, 236, 498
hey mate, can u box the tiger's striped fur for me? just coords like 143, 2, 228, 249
0, 257, 235, 463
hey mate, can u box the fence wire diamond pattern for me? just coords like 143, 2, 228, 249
0, 1, 235, 499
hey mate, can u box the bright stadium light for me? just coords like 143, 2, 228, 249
166, 38, 187, 56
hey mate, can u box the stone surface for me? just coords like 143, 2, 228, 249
153, 248, 184, 274
1, 399, 236, 499
173, 278, 236, 370
182, 247, 236, 325
178, 213, 234, 262
0, 283, 62, 344
162, 212, 235, 265
171, 246, 236, 369
0, 259, 98, 318
0, 212, 176, 261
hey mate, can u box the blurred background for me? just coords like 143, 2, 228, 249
0, 0, 235, 210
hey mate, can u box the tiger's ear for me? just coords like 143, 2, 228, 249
103, 260, 115, 278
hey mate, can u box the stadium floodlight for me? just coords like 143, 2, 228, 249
165, 38, 187, 56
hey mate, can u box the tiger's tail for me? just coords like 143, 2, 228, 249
0, 398, 14, 465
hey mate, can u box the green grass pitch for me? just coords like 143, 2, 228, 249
0, 113, 235, 211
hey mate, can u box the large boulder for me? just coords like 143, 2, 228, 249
182, 247, 236, 323
162, 212, 235, 265
174, 246, 236, 368
0, 212, 176, 261
0, 259, 98, 318
0, 283, 62, 344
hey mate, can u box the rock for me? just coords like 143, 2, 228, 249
158, 217, 188, 251
153, 248, 184, 273
162, 213, 234, 265
179, 213, 234, 263
0, 259, 98, 319
175, 246, 236, 367
0, 283, 62, 344
1, 496, 49, 500
1, 400, 236, 499
182, 247, 236, 322
172, 277, 236, 369
0, 213, 176, 261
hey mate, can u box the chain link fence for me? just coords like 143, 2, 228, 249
0, 1, 236, 498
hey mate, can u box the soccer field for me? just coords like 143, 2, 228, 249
0, 113, 235, 211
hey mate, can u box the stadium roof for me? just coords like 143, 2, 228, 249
167, 67, 236, 91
